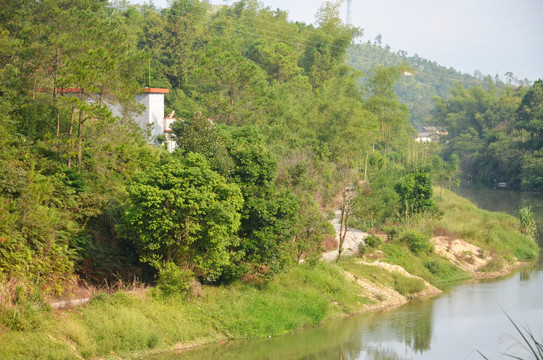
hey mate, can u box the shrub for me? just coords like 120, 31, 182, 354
424, 259, 443, 275
383, 226, 399, 241
400, 231, 433, 256
393, 274, 426, 295
365, 234, 383, 248
155, 263, 194, 296
357, 242, 366, 257
481, 258, 504, 272
518, 206, 537, 240
242, 264, 273, 288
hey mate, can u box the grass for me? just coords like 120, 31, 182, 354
435, 188, 539, 263
339, 259, 394, 284
339, 258, 427, 296
0, 262, 370, 360
480, 258, 505, 272
392, 274, 426, 296
423, 254, 471, 284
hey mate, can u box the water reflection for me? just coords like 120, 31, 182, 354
150, 300, 435, 360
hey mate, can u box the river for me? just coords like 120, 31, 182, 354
152, 188, 543, 360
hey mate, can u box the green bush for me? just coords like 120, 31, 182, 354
400, 231, 433, 255
358, 242, 366, 256
481, 258, 504, 272
392, 274, 426, 295
423, 256, 470, 284
365, 234, 383, 248
155, 263, 194, 296
384, 226, 399, 241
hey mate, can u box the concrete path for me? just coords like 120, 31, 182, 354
50, 297, 91, 309
322, 210, 369, 262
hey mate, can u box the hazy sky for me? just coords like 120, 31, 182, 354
128, 0, 543, 82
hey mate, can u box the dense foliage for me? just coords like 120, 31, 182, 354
1, 0, 539, 300
2, 0, 389, 292
125, 153, 243, 281
430, 81, 543, 191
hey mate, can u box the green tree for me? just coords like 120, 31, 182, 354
363, 65, 414, 151
394, 171, 435, 219
191, 40, 268, 125
125, 153, 243, 281
516, 80, 543, 150
432, 154, 459, 198
220, 126, 299, 269
170, 113, 233, 176
299, 1, 361, 88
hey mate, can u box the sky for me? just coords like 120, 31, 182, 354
128, 0, 543, 82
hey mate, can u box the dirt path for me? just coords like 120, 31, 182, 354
322, 210, 369, 262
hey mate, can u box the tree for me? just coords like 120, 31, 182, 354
220, 126, 299, 269
246, 41, 305, 84
139, 0, 208, 90
432, 155, 459, 198
516, 80, 543, 150
191, 40, 268, 125
363, 65, 414, 151
299, 1, 361, 88
394, 171, 435, 219
335, 164, 358, 262
170, 113, 233, 176
125, 153, 243, 281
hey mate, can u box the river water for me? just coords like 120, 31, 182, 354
154, 189, 543, 360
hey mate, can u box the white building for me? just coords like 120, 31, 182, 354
416, 126, 448, 143
41, 87, 178, 151
132, 88, 177, 151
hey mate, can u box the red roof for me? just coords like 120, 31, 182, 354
143, 88, 169, 94
37, 87, 170, 95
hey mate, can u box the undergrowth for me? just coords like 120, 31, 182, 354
0, 262, 369, 359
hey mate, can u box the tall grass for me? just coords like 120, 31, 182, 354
478, 312, 543, 360
435, 188, 539, 262
0, 262, 370, 359
519, 206, 538, 241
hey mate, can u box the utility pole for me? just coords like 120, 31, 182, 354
346, 0, 352, 25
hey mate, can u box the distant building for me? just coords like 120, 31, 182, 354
416, 126, 448, 143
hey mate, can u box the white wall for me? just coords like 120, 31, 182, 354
134, 92, 165, 138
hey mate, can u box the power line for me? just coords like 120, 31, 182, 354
434, 28, 543, 59
162, 2, 360, 47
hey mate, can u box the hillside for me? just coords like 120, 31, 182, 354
347, 42, 514, 128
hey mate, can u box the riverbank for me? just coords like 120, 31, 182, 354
0, 190, 539, 360
0, 259, 447, 360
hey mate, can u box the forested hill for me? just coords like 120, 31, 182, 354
1, 0, 538, 308
0, 0, 418, 295
347, 42, 522, 129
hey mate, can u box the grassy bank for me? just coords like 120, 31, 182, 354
436, 188, 539, 262
0, 190, 539, 359
0, 262, 373, 360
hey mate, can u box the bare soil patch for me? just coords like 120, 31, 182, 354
432, 236, 520, 279
344, 260, 442, 313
